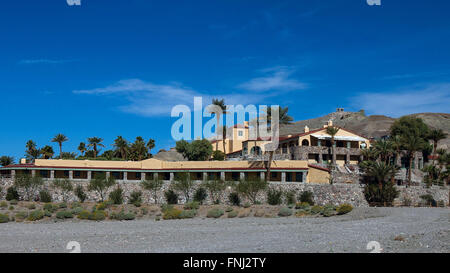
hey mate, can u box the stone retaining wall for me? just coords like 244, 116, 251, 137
0, 178, 447, 207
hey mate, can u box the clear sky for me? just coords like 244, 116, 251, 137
1, 0, 449, 161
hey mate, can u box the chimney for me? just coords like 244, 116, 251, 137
20, 158, 27, 164
304, 126, 309, 133
327, 120, 333, 127
244, 121, 249, 127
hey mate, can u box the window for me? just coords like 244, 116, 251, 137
74, 171, 81, 178
238, 130, 243, 137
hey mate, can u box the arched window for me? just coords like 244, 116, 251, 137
250, 146, 262, 156
302, 139, 310, 146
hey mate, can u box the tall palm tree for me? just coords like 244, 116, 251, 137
428, 129, 447, 165
362, 161, 398, 191
40, 145, 54, 159
147, 139, 155, 157
131, 136, 147, 161
212, 98, 228, 159
78, 142, 87, 157
374, 139, 393, 164
264, 106, 293, 181
113, 136, 129, 160
402, 132, 427, 187
52, 134, 68, 159
389, 135, 402, 167
25, 140, 40, 162
87, 137, 105, 158
326, 126, 340, 167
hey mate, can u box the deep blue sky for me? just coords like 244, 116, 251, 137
1, 0, 449, 161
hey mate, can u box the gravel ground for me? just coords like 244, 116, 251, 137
0, 207, 448, 253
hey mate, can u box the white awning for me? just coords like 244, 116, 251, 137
310, 134, 367, 142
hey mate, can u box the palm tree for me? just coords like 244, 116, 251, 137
78, 142, 87, 157
428, 129, 447, 165
390, 135, 402, 167
147, 139, 155, 157
40, 145, 54, 159
25, 140, 40, 162
326, 126, 340, 167
87, 137, 105, 158
52, 134, 68, 159
362, 161, 398, 191
130, 136, 147, 161
264, 106, 293, 181
402, 132, 427, 187
373, 139, 393, 164
0, 156, 14, 167
212, 98, 228, 159
113, 136, 129, 160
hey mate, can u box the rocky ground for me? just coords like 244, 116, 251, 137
0, 207, 448, 253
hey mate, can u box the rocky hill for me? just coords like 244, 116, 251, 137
280, 111, 450, 150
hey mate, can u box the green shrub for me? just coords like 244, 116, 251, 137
267, 188, 283, 205
8, 206, 14, 210
228, 192, 240, 206
6, 187, 19, 201
0, 201, 7, 208
243, 202, 251, 208
39, 190, 52, 203
299, 191, 314, 205
78, 210, 90, 219
43, 203, 57, 212
163, 208, 182, 220
96, 201, 110, 211
295, 202, 311, 210
75, 185, 87, 203
128, 190, 143, 207
56, 210, 74, 219
420, 194, 437, 207
27, 210, 44, 221
236, 178, 268, 204
321, 208, 336, 217
310, 205, 323, 214
225, 206, 233, 212
27, 203, 36, 210
184, 201, 200, 210
227, 210, 238, 218
9, 199, 18, 205
88, 210, 107, 221
59, 202, 67, 209
364, 183, 399, 207
193, 187, 207, 204
110, 210, 136, 221
109, 187, 124, 205
295, 210, 310, 217
140, 207, 148, 215
15, 211, 28, 221
71, 207, 84, 215
71, 202, 82, 208
44, 210, 52, 217
179, 209, 197, 219
278, 207, 293, 217
0, 213, 9, 223
160, 204, 174, 213
285, 190, 296, 205
336, 204, 353, 215
437, 200, 445, 207
164, 190, 178, 204
207, 208, 224, 218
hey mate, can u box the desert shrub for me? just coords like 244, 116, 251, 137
52, 178, 73, 202
299, 191, 314, 205
179, 209, 197, 219
228, 192, 240, 206
402, 197, 412, 207
39, 190, 52, 203
285, 190, 296, 205
311, 205, 323, 214
243, 202, 251, 208
160, 204, 174, 213
225, 207, 233, 212
44, 210, 52, 217
267, 188, 283, 205
43, 203, 58, 213
227, 210, 238, 218
207, 208, 224, 218
164, 190, 178, 204
203, 180, 226, 204
96, 201, 112, 211
295, 210, 310, 217
193, 187, 207, 204
27, 210, 44, 221
110, 210, 136, 221
88, 210, 107, 221
235, 178, 268, 204
71, 202, 82, 208
6, 187, 19, 201
77, 210, 90, 219
420, 194, 437, 207
437, 200, 445, 207
321, 208, 336, 217
278, 207, 293, 217
184, 201, 200, 210
71, 207, 84, 215
295, 202, 311, 210
162, 208, 182, 220
15, 211, 28, 221
8, 206, 13, 210
56, 210, 74, 219
109, 186, 124, 205
0, 213, 9, 223
9, 199, 18, 205
14, 174, 43, 201
364, 183, 399, 206
141, 178, 164, 204
74, 185, 87, 203
27, 203, 36, 210
0, 201, 7, 208
59, 202, 68, 209
336, 204, 353, 215
128, 190, 143, 207
88, 175, 116, 202
140, 207, 148, 215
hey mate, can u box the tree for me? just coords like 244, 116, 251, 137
401, 132, 427, 187
61, 152, 77, 159
40, 145, 54, 159
141, 176, 164, 204
113, 136, 129, 160
52, 178, 73, 202
361, 161, 399, 191
88, 173, 116, 202
360, 161, 400, 206
212, 150, 225, 161
373, 139, 393, 164
325, 126, 340, 167
52, 134, 68, 159
0, 156, 14, 166
130, 136, 147, 161
428, 129, 447, 165
175, 139, 213, 161
171, 172, 194, 202
235, 178, 268, 204
264, 106, 293, 181
147, 139, 155, 157
78, 142, 87, 157
203, 179, 226, 204
87, 137, 105, 158
14, 174, 44, 201
212, 98, 228, 158
25, 140, 40, 162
